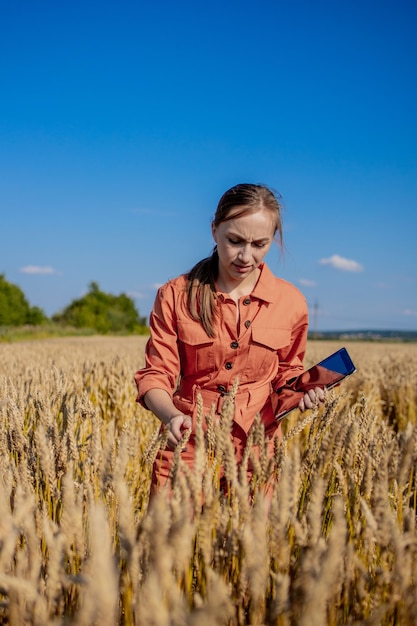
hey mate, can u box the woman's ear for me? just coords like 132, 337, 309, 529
211, 222, 217, 242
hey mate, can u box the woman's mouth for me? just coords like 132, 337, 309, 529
233, 264, 252, 273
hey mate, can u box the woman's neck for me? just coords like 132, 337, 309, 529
216, 267, 261, 302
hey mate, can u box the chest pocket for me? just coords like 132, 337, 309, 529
177, 320, 216, 377
247, 326, 292, 379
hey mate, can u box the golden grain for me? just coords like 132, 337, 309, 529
0, 337, 416, 624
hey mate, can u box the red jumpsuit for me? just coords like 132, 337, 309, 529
134, 262, 308, 491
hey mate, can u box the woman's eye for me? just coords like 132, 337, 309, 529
227, 238, 267, 247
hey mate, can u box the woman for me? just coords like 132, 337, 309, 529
134, 183, 323, 492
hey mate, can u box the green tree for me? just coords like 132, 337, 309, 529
0, 274, 48, 326
52, 281, 147, 334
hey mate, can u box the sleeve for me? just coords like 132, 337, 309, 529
272, 297, 309, 391
134, 282, 181, 408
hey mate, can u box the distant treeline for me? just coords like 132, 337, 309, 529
310, 329, 417, 342
2, 274, 414, 342
0, 274, 147, 335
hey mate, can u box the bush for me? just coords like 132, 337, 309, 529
52, 281, 147, 334
0, 274, 48, 326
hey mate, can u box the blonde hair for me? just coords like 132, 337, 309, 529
187, 184, 283, 337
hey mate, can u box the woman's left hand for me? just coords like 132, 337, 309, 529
298, 387, 325, 412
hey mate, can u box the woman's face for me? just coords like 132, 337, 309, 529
212, 208, 275, 289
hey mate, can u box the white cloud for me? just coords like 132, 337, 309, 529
152, 283, 164, 290
319, 254, 363, 272
20, 265, 58, 275
128, 291, 146, 299
299, 278, 317, 287
404, 309, 417, 317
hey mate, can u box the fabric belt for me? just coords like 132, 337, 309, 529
176, 379, 272, 416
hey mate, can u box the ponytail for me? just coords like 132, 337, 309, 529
186, 248, 219, 337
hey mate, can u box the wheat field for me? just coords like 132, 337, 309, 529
0, 336, 417, 625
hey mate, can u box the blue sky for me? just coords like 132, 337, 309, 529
1, 0, 416, 331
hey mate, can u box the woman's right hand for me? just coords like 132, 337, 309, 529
166, 413, 192, 449
142, 389, 193, 449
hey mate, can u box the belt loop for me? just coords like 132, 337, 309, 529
216, 395, 222, 415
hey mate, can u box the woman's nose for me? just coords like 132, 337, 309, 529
238, 244, 251, 262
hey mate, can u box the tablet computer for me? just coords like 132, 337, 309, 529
275, 347, 356, 421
